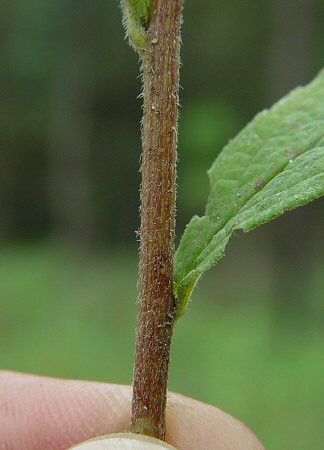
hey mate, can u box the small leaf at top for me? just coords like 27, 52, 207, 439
174, 70, 324, 320
121, 0, 151, 51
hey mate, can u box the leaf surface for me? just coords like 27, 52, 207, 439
174, 70, 324, 319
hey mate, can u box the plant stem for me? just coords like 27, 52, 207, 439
131, 0, 183, 441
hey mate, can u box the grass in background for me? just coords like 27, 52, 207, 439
0, 242, 323, 449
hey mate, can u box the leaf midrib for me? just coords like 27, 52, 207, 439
176, 142, 322, 290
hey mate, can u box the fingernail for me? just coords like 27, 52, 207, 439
69, 433, 178, 449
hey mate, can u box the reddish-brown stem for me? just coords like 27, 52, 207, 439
131, 0, 183, 441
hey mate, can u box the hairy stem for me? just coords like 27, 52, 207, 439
131, 0, 183, 440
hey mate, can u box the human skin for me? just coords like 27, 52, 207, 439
0, 371, 265, 450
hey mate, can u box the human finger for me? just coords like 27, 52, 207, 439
0, 371, 265, 450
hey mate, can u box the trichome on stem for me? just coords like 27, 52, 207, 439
121, 0, 184, 440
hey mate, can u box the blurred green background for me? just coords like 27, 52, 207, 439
1, 1, 324, 449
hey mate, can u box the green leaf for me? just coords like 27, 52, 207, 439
121, 0, 151, 51
174, 70, 324, 319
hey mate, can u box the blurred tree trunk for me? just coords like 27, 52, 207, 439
48, 0, 95, 250
267, 0, 316, 326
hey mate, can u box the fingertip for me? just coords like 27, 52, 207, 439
166, 393, 265, 450
0, 372, 265, 450
0, 371, 132, 449
70, 433, 177, 449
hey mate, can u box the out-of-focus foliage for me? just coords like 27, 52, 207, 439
1, 0, 322, 247
0, 0, 141, 244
